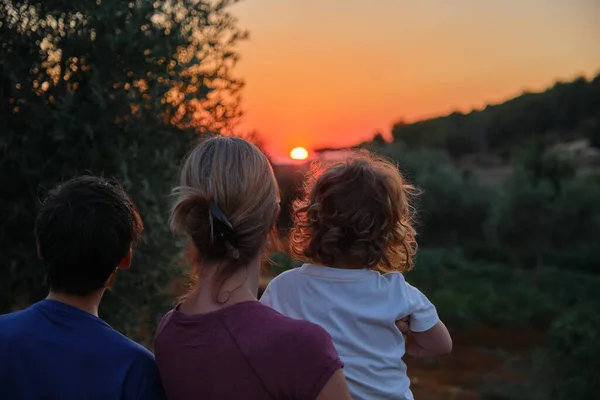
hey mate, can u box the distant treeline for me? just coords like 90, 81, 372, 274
385, 73, 600, 158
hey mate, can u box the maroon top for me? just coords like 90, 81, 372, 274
154, 301, 343, 400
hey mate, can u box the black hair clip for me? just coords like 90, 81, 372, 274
209, 202, 236, 245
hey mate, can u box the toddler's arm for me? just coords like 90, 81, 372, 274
404, 320, 452, 357
393, 274, 452, 357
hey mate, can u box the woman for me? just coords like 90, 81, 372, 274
154, 137, 351, 400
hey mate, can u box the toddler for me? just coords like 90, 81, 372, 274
261, 150, 452, 400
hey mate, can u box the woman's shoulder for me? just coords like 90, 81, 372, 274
257, 302, 332, 340
154, 309, 175, 342
246, 304, 343, 397
239, 303, 337, 360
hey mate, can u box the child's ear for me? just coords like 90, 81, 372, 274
37, 243, 43, 260
117, 247, 133, 270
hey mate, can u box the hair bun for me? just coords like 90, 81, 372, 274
170, 186, 210, 235
171, 187, 243, 261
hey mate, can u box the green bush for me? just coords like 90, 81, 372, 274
485, 168, 556, 268
535, 307, 600, 400
549, 178, 600, 273
379, 148, 492, 251
405, 250, 559, 329
485, 166, 600, 272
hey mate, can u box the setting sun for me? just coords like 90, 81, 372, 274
290, 147, 309, 160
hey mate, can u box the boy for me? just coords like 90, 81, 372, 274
0, 176, 165, 400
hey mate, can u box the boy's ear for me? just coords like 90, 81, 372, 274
37, 243, 43, 260
117, 247, 133, 270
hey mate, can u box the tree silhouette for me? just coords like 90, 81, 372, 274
0, 0, 245, 343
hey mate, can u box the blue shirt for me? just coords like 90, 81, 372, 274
0, 299, 165, 400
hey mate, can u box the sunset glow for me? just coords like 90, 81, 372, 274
231, 0, 600, 161
290, 147, 309, 160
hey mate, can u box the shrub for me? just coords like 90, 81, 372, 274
535, 307, 600, 400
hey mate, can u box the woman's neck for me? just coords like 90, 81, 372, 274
180, 256, 261, 315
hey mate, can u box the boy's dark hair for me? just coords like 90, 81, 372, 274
35, 175, 143, 296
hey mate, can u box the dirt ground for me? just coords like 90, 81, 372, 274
406, 327, 545, 400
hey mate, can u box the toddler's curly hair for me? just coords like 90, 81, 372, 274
290, 150, 418, 273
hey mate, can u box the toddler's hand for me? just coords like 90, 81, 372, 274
396, 316, 410, 339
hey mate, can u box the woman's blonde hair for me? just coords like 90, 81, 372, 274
170, 136, 279, 291
291, 149, 418, 273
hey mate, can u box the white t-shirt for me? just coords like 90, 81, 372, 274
260, 264, 439, 400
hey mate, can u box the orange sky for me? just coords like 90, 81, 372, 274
230, 0, 600, 162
